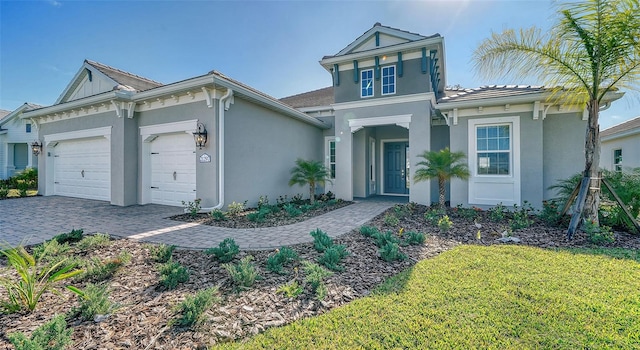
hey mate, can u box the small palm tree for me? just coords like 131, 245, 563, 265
288, 159, 331, 204
414, 148, 470, 208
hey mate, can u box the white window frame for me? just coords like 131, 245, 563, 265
360, 69, 374, 98
468, 116, 520, 206
325, 136, 336, 179
381, 65, 396, 96
613, 148, 622, 172
475, 124, 511, 176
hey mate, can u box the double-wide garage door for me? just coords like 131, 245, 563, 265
150, 133, 196, 206
54, 137, 111, 201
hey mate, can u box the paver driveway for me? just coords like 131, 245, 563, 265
0, 196, 394, 250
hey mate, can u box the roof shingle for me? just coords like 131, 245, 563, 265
85, 60, 163, 92
601, 116, 640, 138
280, 87, 334, 109
438, 85, 546, 104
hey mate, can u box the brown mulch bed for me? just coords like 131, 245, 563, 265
170, 200, 352, 228
1, 204, 638, 349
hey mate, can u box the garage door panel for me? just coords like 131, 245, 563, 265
54, 137, 110, 201
150, 133, 196, 206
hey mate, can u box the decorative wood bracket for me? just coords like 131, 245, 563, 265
202, 87, 213, 108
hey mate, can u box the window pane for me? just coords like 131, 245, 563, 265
487, 138, 498, 150
488, 126, 498, 138
498, 125, 509, 137
498, 138, 509, 150
330, 164, 336, 179
477, 127, 487, 138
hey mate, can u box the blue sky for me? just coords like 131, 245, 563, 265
1, 0, 637, 129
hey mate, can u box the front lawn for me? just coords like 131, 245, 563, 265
218, 245, 640, 349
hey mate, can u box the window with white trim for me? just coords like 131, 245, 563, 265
26, 123, 31, 133
614, 149, 622, 172
326, 138, 336, 179
381, 65, 396, 95
361, 69, 373, 98
476, 124, 510, 175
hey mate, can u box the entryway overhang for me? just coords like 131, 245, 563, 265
348, 114, 412, 133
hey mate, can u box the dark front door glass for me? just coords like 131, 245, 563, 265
384, 142, 409, 194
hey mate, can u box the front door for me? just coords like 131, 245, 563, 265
384, 142, 409, 194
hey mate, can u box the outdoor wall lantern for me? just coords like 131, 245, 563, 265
31, 141, 43, 156
193, 123, 208, 149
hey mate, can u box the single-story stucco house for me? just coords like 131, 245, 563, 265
600, 116, 640, 172
16, 23, 623, 209
0, 103, 43, 179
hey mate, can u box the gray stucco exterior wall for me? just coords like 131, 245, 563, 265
334, 58, 431, 103
223, 97, 324, 208
429, 124, 450, 205
543, 113, 586, 199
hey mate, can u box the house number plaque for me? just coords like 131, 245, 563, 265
199, 153, 211, 163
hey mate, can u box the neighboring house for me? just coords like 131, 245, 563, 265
600, 116, 640, 172
0, 103, 43, 179
20, 23, 623, 209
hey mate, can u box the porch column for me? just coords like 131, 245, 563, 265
409, 113, 431, 205
334, 112, 353, 201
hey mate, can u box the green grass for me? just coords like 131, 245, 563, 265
215, 245, 640, 349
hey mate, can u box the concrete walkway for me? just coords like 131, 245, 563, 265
0, 196, 394, 250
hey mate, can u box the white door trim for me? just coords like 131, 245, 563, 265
349, 114, 412, 133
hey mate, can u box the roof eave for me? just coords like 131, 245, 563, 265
22, 91, 132, 119
437, 90, 625, 110
601, 127, 640, 142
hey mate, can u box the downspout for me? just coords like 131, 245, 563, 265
201, 87, 233, 211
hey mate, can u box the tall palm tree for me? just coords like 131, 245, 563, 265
414, 148, 470, 208
473, 0, 640, 238
288, 159, 331, 204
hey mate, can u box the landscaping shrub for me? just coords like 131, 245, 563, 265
181, 198, 202, 218
266, 247, 298, 274
32, 240, 71, 262
383, 213, 400, 227
284, 203, 302, 217
359, 225, 380, 238
0, 242, 83, 313
393, 204, 410, 219
8, 314, 72, 350
149, 243, 176, 263
404, 231, 426, 245
310, 228, 333, 253
205, 238, 240, 263
257, 195, 270, 209
424, 207, 446, 225
247, 207, 271, 222
510, 202, 534, 231
488, 203, 506, 222
209, 209, 227, 221
302, 261, 332, 301
76, 233, 111, 250
276, 280, 303, 299
539, 200, 562, 225
173, 287, 220, 327
223, 256, 260, 290
81, 251, 130, 282
159, 261, 190, 290
68, 283, 117, 321
227, 201, 247, 217
583, 220, 615, 245
437, 215, 453, 233
54, 228, 84, 244
454, 204, 480, 221
372, 230, 399, 248
0, 187, 8, 199
318, 245, 349, 271
379, 242, 407, 262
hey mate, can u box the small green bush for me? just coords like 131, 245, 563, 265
227, 201, 247, 217
257, 195, 270, 209
510, 202, 534, 231
68, 283, 117, 321
277, 280, 303, 299
583, 220, 616, 245
247, 207, 272, 222
372, 230, 399, 248
8, 314, 72, 350
454, 204, 481, 221
81, 251, 130, 282
266, 247, 299, 274
318, 245, 349, 272
76, 233, 111, 251
54, 228, 84, 244
379, 242, 407, 262
181, 198, 201, 218
209, 209, 227, 221
488, 203, 506, 222
437, 215, 453, 233
303, 261, 332, 300
310, 228, 333, 253
159, 261, 190, 290
284, 203, 302, 217
404, 231, 426, 245
424, 207, 446, 225
0, 187, 8, 199
32, 240, 71, 262
539, 200, 562, 225
383, 213, 400, 227
223, 256, 260, 290
149, 244, 176, 263
174, 287, 220, 327
205, 238, 240, 263
359, 225, 380, 237
393, 204, 410, 219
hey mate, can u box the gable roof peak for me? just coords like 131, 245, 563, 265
84, 59, 163, 88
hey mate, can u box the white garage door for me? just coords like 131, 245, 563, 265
150, 133, 196, 206
54, 137, 111, 201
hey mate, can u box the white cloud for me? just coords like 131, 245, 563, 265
49, 0, 62, 7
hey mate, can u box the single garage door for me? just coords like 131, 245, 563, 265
54, 137, 111, 201
150, 133, 196, 206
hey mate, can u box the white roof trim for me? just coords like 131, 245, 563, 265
348, 114, 412, 133
55, 61, 119, 104
601, 127, 640, 142
336, 26, 426, 57
321, 37, 443, 67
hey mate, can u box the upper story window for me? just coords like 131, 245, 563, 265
476, 124, 510, 175
381, 65, 396, 95
361, 69, 373, 98
26, 123, 31, 133
614, 149, 622, 172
